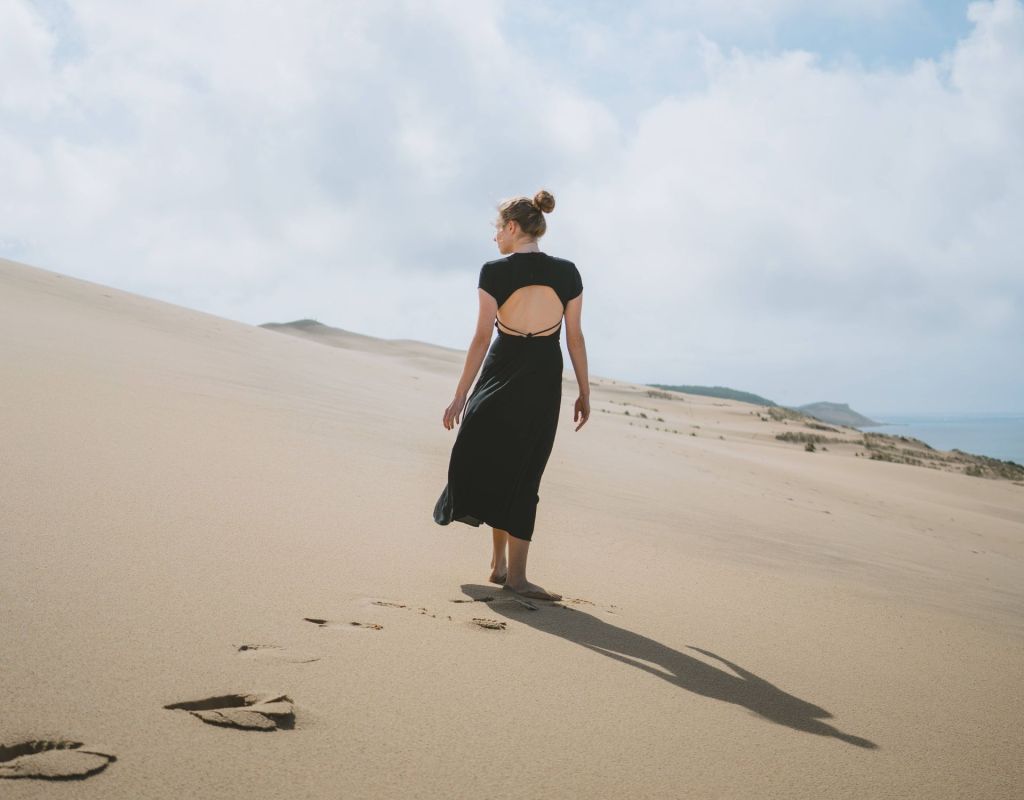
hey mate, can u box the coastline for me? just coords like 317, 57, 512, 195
859, 411, 1024, 465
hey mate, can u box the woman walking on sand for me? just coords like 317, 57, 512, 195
433, 189, 590, 602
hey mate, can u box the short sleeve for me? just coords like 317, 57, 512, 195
567, 264, 583, 301
478, 263, 497, 301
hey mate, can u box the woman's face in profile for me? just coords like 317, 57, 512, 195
494, 217, 513, 254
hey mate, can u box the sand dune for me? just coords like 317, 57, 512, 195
1, 255, 1021, 798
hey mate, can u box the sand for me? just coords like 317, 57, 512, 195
1, 255, 1021, 798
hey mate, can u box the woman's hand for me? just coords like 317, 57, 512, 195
573, 394, 590, 431
443, 392, 468, 430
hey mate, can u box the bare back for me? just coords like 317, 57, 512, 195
496, 285, 565, 337
478, 252, 584, 339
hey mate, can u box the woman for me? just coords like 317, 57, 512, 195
433, 189, 590, 602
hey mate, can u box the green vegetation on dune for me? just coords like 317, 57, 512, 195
634, 380, 1020, 481
771, 428, 1024, 480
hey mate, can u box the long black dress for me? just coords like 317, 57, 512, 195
433, 252, 583, 542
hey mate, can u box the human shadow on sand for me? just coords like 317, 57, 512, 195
461, 584, 876, 749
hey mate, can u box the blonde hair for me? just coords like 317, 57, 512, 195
497, 189, 555, 238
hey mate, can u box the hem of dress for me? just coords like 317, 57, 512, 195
434, 487, 533, 541
437, 511, 533, 542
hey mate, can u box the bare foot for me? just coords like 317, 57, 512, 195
505, 580, 562, 601
489, 570, 507, 585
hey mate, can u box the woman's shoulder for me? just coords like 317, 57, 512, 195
543, 254, 580, 281
481, 252, 578, 271
483, 256, 581, 280
548, 254, 578, 272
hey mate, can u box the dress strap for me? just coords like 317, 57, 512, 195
495, 316, 562, 337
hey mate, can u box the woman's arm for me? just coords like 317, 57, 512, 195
443, 290, 497, 429
563, 294, 590, 430
455, 337, 490, 397
456, 289, 497, 394
563, 294, 589, 396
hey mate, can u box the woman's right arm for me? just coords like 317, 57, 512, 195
443, 289, 498, 430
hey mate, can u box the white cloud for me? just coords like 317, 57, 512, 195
560, 1, 1023, 407
0, 0, 58, 113
1, 0, 1021, 411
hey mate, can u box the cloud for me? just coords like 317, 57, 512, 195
561, 0, 1023, 406
1, 0, 1021, 411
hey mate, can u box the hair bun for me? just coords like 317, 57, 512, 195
533, 189, 555, 214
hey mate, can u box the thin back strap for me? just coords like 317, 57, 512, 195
495, 316, 562, 337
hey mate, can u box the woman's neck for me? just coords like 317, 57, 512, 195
511, 242, 541, 254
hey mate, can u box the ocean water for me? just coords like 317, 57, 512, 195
858, 412, 1024, 465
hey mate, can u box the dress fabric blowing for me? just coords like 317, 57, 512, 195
433, 252, 583, 542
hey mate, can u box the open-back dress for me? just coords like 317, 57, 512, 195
433, 251, 583, 542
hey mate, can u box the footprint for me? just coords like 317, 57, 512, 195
372, 601, 440, 618
562, 596, 596, 606
450, 592, 538, 611
236, 643, 321, 662
504, 595, 538, 611
303, 617, 383, 631
453, 589, 615, 614
471, 618, 507, 630
556, 596, 620, 614
0, 739, 116, 780
163, 693, 295, 731
354, 595, 568, 630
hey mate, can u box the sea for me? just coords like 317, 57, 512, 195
858, 412, 1024, 465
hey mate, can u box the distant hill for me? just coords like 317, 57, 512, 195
646, 383, 879, 428
647, 384, 776, 406
259, 318, 381, 343
258, 318, 488, 377
794, 402, 880, 427
266, 332, 877, 429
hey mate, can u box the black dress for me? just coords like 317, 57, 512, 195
433, 252, 584, 542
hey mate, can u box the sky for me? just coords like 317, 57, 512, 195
2, 0, 1022, 414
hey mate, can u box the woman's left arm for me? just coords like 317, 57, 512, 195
442, 290, 497, 429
